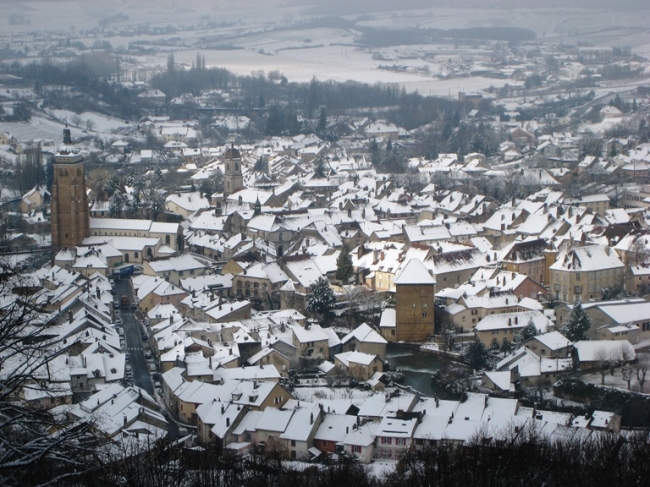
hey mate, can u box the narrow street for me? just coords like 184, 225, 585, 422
115, 278, 154, 396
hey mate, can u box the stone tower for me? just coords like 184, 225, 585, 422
394, 259, 436, 342
223, 145, 244, 196
51, 128, 89, 254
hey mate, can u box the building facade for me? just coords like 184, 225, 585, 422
224, 146, 244, 195
394, 259, 435, 342
51, 128, 89, 254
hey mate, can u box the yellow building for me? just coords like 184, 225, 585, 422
549, 245, 624, 302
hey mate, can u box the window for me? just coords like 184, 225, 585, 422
396, 438, 407, 445
412, 303, 416, 308
279, 233, 283, 241
291, 440, 296, 447
576, 273, 581, 281
422, 312, 428, 318
353, 445, 362, 453
381, 437, 391, 444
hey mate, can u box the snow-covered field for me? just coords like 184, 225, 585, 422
47, 110, 129, 133
580, 351, 650, 394
2, 1, 649, 96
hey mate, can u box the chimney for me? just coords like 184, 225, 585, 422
221, 404, 225, 414
123, 415, 127, 426
226, 417, 230, 427
68, 310, 73, 323
310, 412, 314, 425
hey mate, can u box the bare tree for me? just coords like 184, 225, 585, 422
85, 119, 96, 132
71, 114, 83, 128
0, 259, 95, 486
622, 366, 633, 390
593, 348, 610, 385
637, 367, 647, 393
620, 342, 635, 365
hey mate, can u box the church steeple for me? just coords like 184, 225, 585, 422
254, 195, 261, 215
51, 128, 89, 254
223, 143, 243, 196
63, 127, 72, 145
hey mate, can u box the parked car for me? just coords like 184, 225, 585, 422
148, 364, 156, 373
144, 352, 152, 360
141, 333, 148, 342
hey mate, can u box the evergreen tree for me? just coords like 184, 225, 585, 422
335, 246, 354, 283
167, 52, 175, 73
500, 337, 513, 356
102, 175, 120, 196
317, 106, 327, 132
464, 340, 489, 370
563, 302, 591, 342
519, 317, 539, 342
307, 277, 336, 316
108, 191, 125, 218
